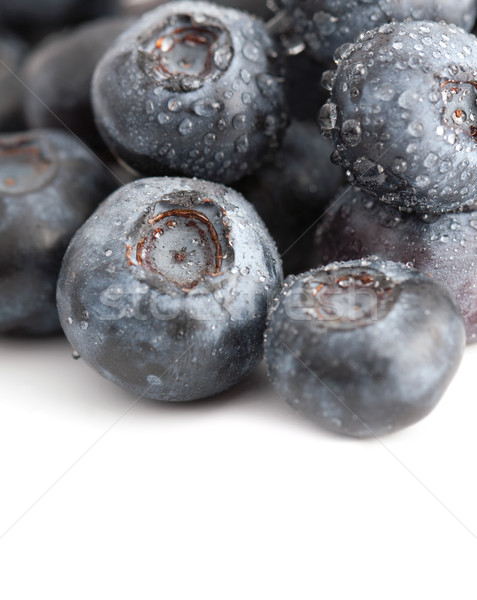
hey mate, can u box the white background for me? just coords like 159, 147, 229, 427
0, 336, 476, 599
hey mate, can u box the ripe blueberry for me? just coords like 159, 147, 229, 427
21, 17, 132, 150
57, 176, 283, 401
320, 21, 477, 212
0, 129, 117, 336
273, 0, 476, 64
314, 186, 477, 342
265, 258, 465, 437
92, 0, 288, 183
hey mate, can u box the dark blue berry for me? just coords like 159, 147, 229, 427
57, 177, 283, 402
314, 186, 477, 342
320, 21, 477, 213
265, 258, 465, 437
0, 129, 117, 336
21, 17, 132, 151
236, 120, 343, 274
274, 0, 476, 64
92, 0, 288, 184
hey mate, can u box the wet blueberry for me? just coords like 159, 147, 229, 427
57, 177, 283, 402
314, 186, 477, 343
0, 129, 117, 336
236, 120, 343, 274
265, 258, 465, 437
21, 17, 133, 150
92, 0, 288, 184
273, 0, 476, 64
320, 21, 477, 213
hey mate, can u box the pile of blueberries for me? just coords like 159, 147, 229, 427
1, 0, 475, 437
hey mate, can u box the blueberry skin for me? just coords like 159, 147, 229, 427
92, 0, 288, 184
235, 120, 343, 274
57, 177, 283, 402
320, 21, 477, 213
21, 17, 133, 150
276, 0, 476, 64
265, 258, 465, 437
0, 130, 117, 336
314, 186, 477, 342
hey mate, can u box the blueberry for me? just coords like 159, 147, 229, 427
274, 0, 476, 64
314, 186, 477, 343
320, 21, 477, 213
236, 120, 343, 274
21, 17, 133, 151
57, 176, 283, 402
0, 129, 117, 336
92, 0, 288, 184
0, 29, 28, 132
265, 258, 465, 437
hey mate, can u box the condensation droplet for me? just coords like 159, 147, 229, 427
178, 117, 194, 135
147, 375, 162, 386
192, 98, 222, 117
256, 73, 275, 98
341, 119, 362, 146
232, 113, 247, 130
319, 102, 337, 130
398, 89, 420, 110
415, 175, 430, 188
376, 84, 394, 101
167, 97, 183, 112
157, 113, 171, 125
391, 157, 407, 174
214, 45, 233, 71
243, 42, 259, 62
240, 68, 251, 84
204, 132, 216, 146
408, 121, 424, 138
235, 134, 249, 153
